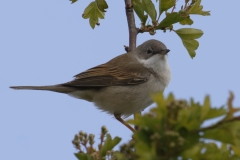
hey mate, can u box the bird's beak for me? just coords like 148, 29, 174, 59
154, 49, 170, 55
160, 49, 170, 55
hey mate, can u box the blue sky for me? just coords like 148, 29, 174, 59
1, 0, 240, 160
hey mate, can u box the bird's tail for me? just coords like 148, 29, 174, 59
10, 85, 76, 93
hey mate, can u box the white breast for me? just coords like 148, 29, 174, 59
138, 55, 171, 88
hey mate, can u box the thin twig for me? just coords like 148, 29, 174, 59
194, 116, 240, 133
171, 0, 177, 13
81, 142, 88, 153
184, 0, 189, 9
124, 0, 138, 52
99, 133, 104, 150
138, 26, 155, 33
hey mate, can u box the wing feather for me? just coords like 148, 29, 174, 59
62, 54, 151, 87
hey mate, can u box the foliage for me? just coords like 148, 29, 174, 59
72, 126, 121, 160
73, 92, 240, 160
71, 0, 210, 58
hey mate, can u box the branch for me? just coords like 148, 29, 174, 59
195, 116, 240, 133
124, 0, 138, 52
195, 92, 240, 133
138, 26, 156, 34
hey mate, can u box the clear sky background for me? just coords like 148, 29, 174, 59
1, 0, 240, 160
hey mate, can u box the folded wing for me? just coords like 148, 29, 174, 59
63, 60, 151, 87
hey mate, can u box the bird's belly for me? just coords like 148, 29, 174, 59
92, 79, 165, 117
67, 77, 166, 117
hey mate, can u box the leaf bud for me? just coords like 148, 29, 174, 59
101, 126, 108, 135
89, 134, 95, 145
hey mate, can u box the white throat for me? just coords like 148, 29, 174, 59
138, 55, 171, 87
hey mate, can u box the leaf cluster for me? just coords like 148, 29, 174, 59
74, 92, 240, 160
72, 126, 121, 160
134, 0, 209, 58
71, 0, 210, 58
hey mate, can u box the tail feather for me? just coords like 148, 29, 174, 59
10, 85, 76, 93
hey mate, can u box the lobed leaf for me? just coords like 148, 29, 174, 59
181, 143, 240, 160
175, 28, 203, 39
187, 0, 210, 16
74, 153, 92, 160
175, 28, 203, 58
135, 141, 157, 160
83, 1, 105, 29
179, 17, 193, 25
182, 39, 198, 58
200, 95, 211, 121
203, 121, 240, 147
176, 103, 202, 131
95, 0, 108, 12
204, 106, 226, 120
100, 134, 121, 157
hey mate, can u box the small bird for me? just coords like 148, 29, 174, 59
10, 39, 171, 132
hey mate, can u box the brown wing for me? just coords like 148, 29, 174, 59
62, 54, 151, 87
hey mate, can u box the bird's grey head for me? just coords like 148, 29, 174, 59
133, 39, 170, 69
134, 39, 170, 60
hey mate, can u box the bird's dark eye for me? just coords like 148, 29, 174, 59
146, 48, 152, 54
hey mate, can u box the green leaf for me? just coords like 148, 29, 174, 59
180, 143, 205, 158
95, 0, 108, 12
159, 0, 175, 15
100, 134, 121, 157
133, 0, 148, 24
135, 141, 157, 160
175, 28, 203, 39
129, 92, 169, 132
157, 12, 185, 29
203, 121, 240, 147
181, 143, 238, 160
166, 93, 175, 104
142, 0, 157, 21
74, 153, 93, 160
182, 39, 198, 58
151, 92, 166, 108
151, 93, 168, 120
179, 17, 193, 25
188, 0, 210, 16
177, 103, 202, 131
129, 114, 163, 132
175, 28, 203, 58
231, 145, 240, 157
204, 106, 226, 120
114, 152, 129, 160
200, 95, 211, 121
70, 0, 78, 4
83, 1, 105, 29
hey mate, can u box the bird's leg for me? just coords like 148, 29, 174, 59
114, 113, 135, 132
134, 111, 141, 130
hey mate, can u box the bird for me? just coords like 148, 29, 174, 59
10, 39, 171, 132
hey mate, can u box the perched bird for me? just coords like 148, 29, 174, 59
10, 39, 171, 132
